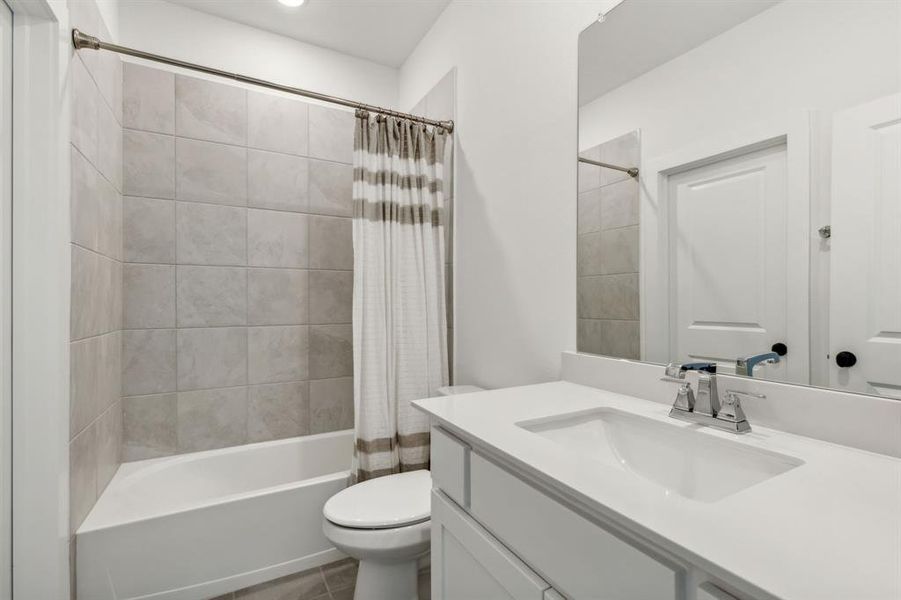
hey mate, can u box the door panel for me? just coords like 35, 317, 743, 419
830, 94, 901, 396
668, 143, 802, 381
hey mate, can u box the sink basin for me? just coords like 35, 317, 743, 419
518, 408, 803, 502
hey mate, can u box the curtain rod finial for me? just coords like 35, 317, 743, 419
72, 29, 101, 50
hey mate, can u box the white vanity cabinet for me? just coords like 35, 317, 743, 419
432, 490, 550, 599
429, 426, 754, 600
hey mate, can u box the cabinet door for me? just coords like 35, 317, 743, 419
432, 491, 549, 600
469, 453, 683, 600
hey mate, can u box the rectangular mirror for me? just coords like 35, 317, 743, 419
577, 0, 900, 397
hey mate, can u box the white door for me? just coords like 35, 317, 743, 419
0, 2, 11, 598
667, 143, 805, 382
829, 94, 901, 397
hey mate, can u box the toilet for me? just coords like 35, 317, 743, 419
322, 385, 484, 600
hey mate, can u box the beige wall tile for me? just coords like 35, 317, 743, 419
176, 137, 248, 206
309, 270, 351, 325
71, 246, 121, 340
309, 325, 352, 379
97, 98, 123, 192
124, 129, 175, 199
578, 274, 639, 321
247, 91, 308, 156
248, 325, 309, 384
123, 394, 177, 461
124, 196, 176, 264
70, 331, 121, 439
578, 189, 602, 235
177, 387, 248, 452
72, 145, 122, 260
308, 159, 352, 217
123, 329, 177, 396
248, 382, 309, 443
176, 202, 247, 266
247, 209, 308, 268
124, 264, 176, 329
309, 216, 352, 270
248, 268, 308, 326
96, 401, 122, 494
175, 75, 247, 145
177, 266, 247, 327
69, 425, 98, 533
599, 226, 639, 275
600, 130, 640, 186
177, 327, 248, 391
309, 377, 353, 434
600, 319, 640, 360
308, 105, 354, 164
600, 178, 639, 230
247, 150, 308, 213
71, 56, 99, 165
124, 62, 175, 134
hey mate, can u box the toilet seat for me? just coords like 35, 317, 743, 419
324, 470, 431, 529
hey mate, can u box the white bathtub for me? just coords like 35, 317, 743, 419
77, 430, 353, 600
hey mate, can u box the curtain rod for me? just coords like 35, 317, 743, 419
578, 156, 639, 178
71, 29, 455, 133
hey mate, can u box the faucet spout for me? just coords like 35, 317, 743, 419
736, 352, 781, 378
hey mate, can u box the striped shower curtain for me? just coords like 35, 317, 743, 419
350, 110, 449, 483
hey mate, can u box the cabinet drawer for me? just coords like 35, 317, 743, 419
431, 426, 469, 507
470, 453, 683, 600
432, 491, 549, 600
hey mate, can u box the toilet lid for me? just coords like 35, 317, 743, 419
324, 470, 431, 529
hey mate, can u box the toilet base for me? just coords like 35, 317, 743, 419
354, 558, 419, 600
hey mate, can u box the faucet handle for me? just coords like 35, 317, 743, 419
663, 362, 685, 379
718, 390, 765, 427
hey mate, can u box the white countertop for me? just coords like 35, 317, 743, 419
414, 381, 901, 600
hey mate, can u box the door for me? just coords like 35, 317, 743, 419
829, 94, 901, 397
431, 491, 549, 600
0, 2, 11, 598
667, 143, 804, 382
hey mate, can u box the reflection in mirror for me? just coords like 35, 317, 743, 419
577, 0, 901, 398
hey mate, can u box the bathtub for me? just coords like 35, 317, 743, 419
77, 430, 353, 600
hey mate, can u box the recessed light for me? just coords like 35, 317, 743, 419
278, 0, 305, 7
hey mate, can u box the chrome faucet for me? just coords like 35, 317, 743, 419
661, 362, 763, 433
736, 352, 780, 378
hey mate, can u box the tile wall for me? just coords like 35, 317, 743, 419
120, 64, 355, 461
577, 131, 641, 359
68, 0, 124, 536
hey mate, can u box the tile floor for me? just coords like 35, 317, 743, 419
210, 557, 431, 600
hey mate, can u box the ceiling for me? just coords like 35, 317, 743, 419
579, 0, 780, 106
165, 0, 451, 67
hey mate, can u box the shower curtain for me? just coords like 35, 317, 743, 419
351, 110, 449, 483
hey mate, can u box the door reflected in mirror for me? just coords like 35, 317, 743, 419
577, 0, 901, 398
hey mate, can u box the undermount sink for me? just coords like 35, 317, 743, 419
518, 408, 803, 502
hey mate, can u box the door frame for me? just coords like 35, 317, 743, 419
6, 0, 70, 598
640, 112, 812, 384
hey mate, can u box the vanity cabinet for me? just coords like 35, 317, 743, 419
432, 490, 550, 599
430, 426, 753, 600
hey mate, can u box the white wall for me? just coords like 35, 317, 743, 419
118, 0, 398, 109
399, 1, 614, 389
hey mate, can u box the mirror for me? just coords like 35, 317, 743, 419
577, 0, 901, 397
